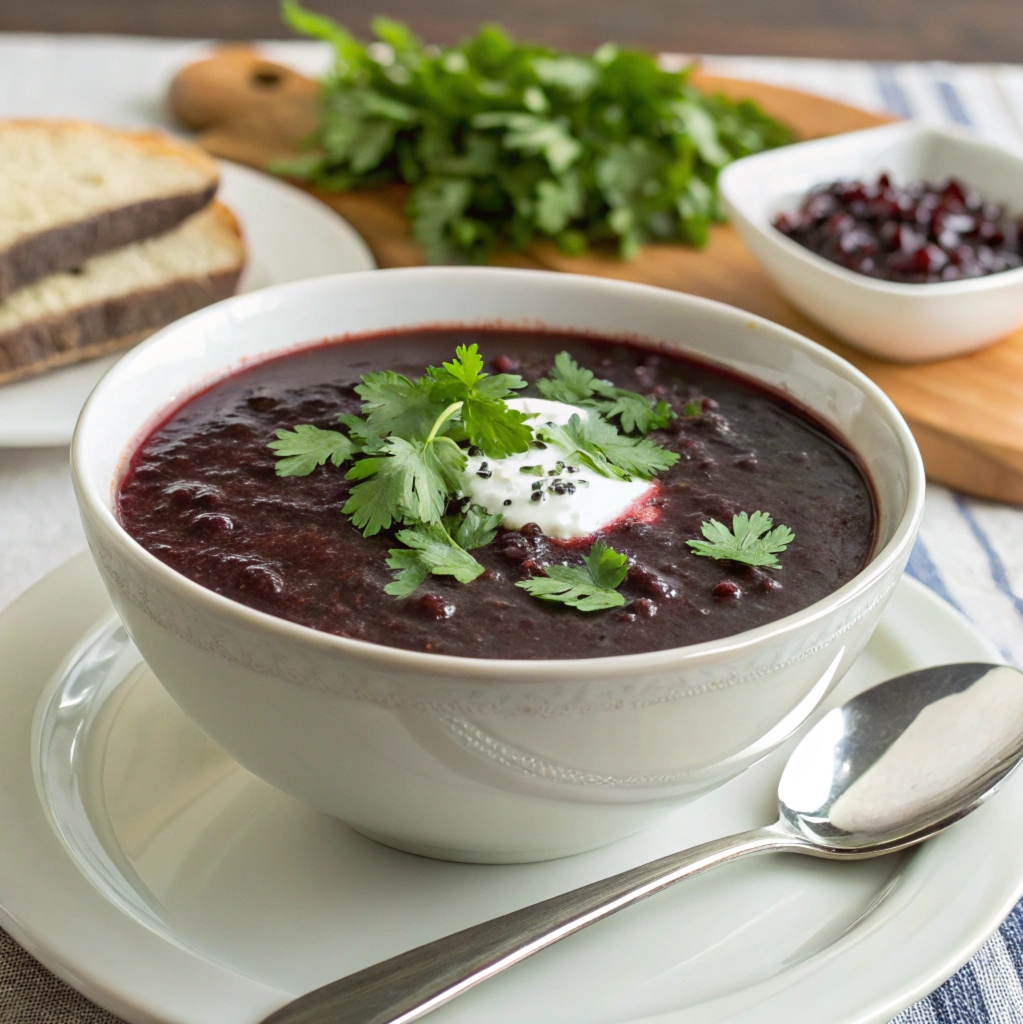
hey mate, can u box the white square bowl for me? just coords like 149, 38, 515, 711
719, 120, 1023, 362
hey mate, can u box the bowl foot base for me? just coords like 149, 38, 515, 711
350, 825, 638, 864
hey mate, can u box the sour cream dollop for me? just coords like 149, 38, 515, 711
461, 398, 656, 540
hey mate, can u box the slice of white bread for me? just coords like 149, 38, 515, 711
0, 203, 246, 385
0, 120, 220, 300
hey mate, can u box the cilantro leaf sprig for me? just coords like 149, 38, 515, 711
384, 505, 502, 597
537, 351, 674, 435
516, 541, 629, 611
353, 370, 441, 441
538, 413, 679, 481
351, 344, 532, 452
427, 344, 532, 457
601, 391, 675, 436
268, 424, 356, 477
687, 511, 795, 568
535, 350, 608, 406
449, 503, 503, 550
267, 343, 683, 603
341, 345, 530, 536
342, 435, 466, 537
273, 344, 530, 539
277, 2, 794, 264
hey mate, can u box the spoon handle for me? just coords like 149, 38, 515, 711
261, 824, 799, 1024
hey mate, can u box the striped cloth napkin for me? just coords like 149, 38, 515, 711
1, 37, 1023, 1024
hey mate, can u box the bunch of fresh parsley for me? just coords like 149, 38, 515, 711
268, 344, 679, 602
275, 2, 794, 263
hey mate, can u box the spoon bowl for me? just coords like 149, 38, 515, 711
263, 662, 1023, 1024
779, 662, 1023, 854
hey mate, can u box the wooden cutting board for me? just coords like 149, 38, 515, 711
170, 49, 1023, 504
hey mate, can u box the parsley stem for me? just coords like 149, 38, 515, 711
426, 401, 464, 444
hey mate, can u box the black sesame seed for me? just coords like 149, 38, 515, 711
530, 492, 542, 502
531, 481, 543, 491
503, 499, 512, 506
566, 466, 579, 474
565, 482, 576, 494
529, 440, 548, 450
476, 469, 492, 479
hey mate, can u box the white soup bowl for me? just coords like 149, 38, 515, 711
72, 268, 924, 863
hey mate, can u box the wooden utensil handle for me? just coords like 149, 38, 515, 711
170, 49, 318, 129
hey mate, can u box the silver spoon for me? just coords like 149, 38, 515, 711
262, 662, 1023, 1024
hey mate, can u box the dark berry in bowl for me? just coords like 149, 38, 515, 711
774, 173, 1023, 284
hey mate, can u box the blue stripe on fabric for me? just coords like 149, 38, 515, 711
905, 538, 965, 613
892, 998, 940, 1023
929, 963, 991, 1023
935, 79, 973, 126
872, 63, 914, 117
999, 902, 1023, 990
954, 495, 1023, 629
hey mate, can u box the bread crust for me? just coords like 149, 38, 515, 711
0, 119, 221, 175
0, 266, 243, 386
0, 120, 221, 300
0, 197, 246, 386
0, 183, 219, 301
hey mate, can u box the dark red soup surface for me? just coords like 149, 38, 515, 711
118, 330, 877, 659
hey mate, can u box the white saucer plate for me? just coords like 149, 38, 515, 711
1, 554, 1019, 1024
0, 161, 376, 449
